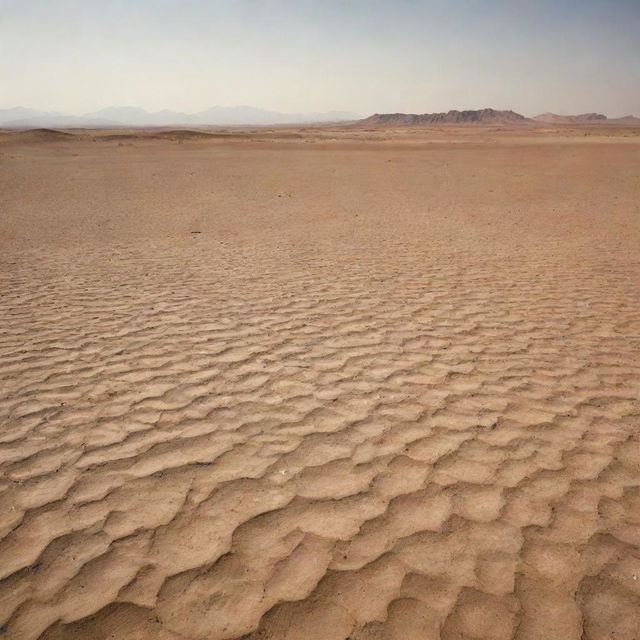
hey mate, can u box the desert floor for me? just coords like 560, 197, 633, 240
1, 126, 639, 640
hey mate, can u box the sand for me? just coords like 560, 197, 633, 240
1, 125, 639, 640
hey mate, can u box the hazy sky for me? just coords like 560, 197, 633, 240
1, 0, 639, 116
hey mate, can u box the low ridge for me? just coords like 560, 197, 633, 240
360, 109, 531, 126
533, 112, 607, 124
4, 128, 76, 142
609, 115, 640, 124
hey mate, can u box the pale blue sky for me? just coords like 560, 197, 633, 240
1, 0, 639, 116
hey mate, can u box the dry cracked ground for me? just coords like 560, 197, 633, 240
1, 128, 639, 639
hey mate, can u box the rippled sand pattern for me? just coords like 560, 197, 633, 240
1, 134, 640, 639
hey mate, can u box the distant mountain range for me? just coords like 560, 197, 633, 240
359, 109, 640, 126
0, 106, 359, 128
3, 106, 639, 129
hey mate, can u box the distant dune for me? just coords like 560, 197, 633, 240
3, 128, 75, 142
360, 109, 531, 126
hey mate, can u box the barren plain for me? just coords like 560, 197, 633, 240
1, 124, 639, 639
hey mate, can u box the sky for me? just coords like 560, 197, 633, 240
1, 0, 639, 117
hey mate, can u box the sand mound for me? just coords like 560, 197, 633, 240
4, 128, 76, 143
99, 130, 266, 143
158, 129, 218, 139
100, 130, 217, 142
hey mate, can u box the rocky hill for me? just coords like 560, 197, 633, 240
360, 109, 531, 126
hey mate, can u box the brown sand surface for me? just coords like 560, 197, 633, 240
1, 127, 639, 639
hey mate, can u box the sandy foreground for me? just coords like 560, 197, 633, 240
1, 126, 639, 640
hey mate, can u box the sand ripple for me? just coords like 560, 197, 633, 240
1, 233, 639, 639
